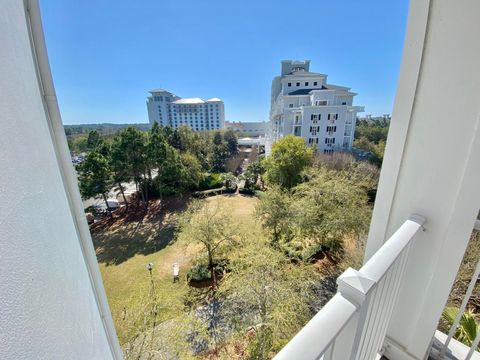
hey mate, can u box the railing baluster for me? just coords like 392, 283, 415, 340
375, 244, 411, 356
466, 330, 480, 360
365, 267, 395, 358
321, 340, 335, 360
440, 256, 480, 358
357, 279, 385, 360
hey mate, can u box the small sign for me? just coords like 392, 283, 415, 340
172, 263, 179, 283
172, 263, 179, 276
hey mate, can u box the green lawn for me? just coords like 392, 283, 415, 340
91, 195, 260, 345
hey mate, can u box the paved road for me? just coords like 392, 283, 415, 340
81, 170, 158, 210
82, 180, 137, 210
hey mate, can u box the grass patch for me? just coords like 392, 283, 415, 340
92, 195, 260, 347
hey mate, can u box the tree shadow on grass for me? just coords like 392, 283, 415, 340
91, 194, 191, 266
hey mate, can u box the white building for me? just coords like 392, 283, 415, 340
270, 60, 364, 153
146, 89, 225, 131
2, 1, 480, 360
225, 121, 268, 136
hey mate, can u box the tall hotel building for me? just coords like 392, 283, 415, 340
270, 60, 364, 153
147, 89, 225, 131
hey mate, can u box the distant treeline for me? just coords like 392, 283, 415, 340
64, 123, 150, 136
353, 117, 390, 167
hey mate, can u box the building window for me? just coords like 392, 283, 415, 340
344, 125, 352, 136
326, 125, 337, 134
328, 113, 338, 122
342, 102, 347, 105
288, 82, 291, 87
305, 82, 309, 86
289, 104, 294, 108
315, 100, 328, 106
296, 82, 300, 86
324, 149, 334, 154
314, 81, 318, 86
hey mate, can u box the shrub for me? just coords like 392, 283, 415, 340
301, 243, 325, 262
239, 188, 255, 195
198, 173, 224, 190
192, 186, 236, 198
187, 264, 211, 281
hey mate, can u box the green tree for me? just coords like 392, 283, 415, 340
293, 167, 370, 253
147, 122, 168, 203
213, 131, 223, 146
256, 186, 295, 246
116, 127, 149, 205
153, 146, 185, 195
180, 152, 205, 189
354, 118, 390, 167
223, 129, 238, 155
210, 143, 229, 172
264, 135, 313, 189
245, 159, 265, 189
179, 199, 236, 289
221, 173, 237, 191
168, 128, 185, 151
77, 151, 113, 216
220, 243, 315, 359
240, 169, 256, 190
86, 130, 101, 150
109, 140, 130, 210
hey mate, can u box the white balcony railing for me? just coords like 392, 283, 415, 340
274, 215, 426, 360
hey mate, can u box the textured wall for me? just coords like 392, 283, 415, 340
0, 1, 114, 359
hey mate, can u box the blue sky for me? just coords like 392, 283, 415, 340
40, 0, 409, 125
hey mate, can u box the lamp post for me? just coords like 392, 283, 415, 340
146, 262, 154, 293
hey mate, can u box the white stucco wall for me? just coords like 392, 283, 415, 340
0, 1, 116, 359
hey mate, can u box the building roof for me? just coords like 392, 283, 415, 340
206, 97, 222, 102
284, 70, 327, 77
149, 88, 171, 93
287, 86, 328, 95
172, 98, 205, 104
324, 83, 351, 91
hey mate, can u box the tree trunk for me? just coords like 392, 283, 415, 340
273, 225, 279, 245
208, 249, 216, 290
158, 167, 163, 212
144, 182, 149, 210
139, 186, 146, 206
135, 180, 141, 206
102, 193, 113, 218
118, 182, 128, 210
